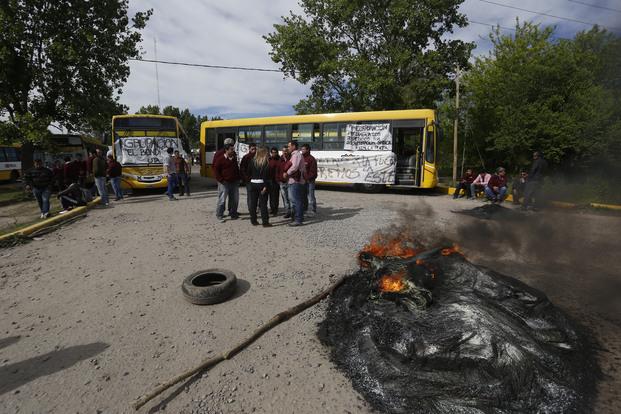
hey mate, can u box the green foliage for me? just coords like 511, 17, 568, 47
463, 22, 621, 173
0, 0, 152, 145
265, 0, 473, 113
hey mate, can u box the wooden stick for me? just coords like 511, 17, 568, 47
131, 274, 349, 410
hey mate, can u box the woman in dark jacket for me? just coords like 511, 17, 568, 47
246, 146, 271, 227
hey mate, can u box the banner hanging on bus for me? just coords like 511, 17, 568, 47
344, 123, 392, 151
117, 137, 184, 165
316, 152, 396, 184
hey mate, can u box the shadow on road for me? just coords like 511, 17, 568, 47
0, 336, 21, 351
0, 342, 109, 395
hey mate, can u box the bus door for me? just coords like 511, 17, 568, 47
216, 128, 237, 149
393, 120, 425, 186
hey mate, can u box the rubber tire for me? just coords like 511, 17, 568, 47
355, 183, 385, 193
181, 269, 237, 305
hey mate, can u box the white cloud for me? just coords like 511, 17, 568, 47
122, 0, 620, 118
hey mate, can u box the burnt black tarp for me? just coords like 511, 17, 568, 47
319, 252, 598, 413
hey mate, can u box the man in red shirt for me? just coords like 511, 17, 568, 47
213, 144, 240, 222
213, 138, 235, 166
484, 167, 508, 203
453, 168, 475, 199
301, 144, 318, 216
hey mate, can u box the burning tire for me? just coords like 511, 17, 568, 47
320, 244, 598, 413
181, 269, 237, 305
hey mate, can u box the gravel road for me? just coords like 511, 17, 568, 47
1, 174, 619, 413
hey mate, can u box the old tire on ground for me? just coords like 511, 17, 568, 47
181, 269, 237, 305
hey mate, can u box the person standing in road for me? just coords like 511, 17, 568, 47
163, 147, 178, 201
213, 137, 235, 166
24, 159, 54, 219
278, 145, 292, 218
268, 147, 281, 216
175, 150, 191, 196
240, 143, 257, 214
106, 154, 123, 201
247, 146, 272, 227
522, 151, 548, 210
301, 144, 318, 216
92, 149, 109, 206
284, 140, 306, 226
213, 144, 240, 222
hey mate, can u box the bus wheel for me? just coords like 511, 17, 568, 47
355, 183, 385, 193
181, 269, 237, 305
9, 170, 19, 182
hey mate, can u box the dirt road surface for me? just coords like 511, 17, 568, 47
1, 175, 619, 413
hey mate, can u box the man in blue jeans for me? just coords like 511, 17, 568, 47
92, 149, 109, 206
284, 140, 306, 226
24, 159, 54, 219
163, 147, 177, 201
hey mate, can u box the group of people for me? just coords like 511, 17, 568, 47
213, 139, 317, 227
24, 148, 123, 218
453, 151, 548, 210
163, 148, 192, 200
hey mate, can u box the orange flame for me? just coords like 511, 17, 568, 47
360, 231, 420, 261
441, 244, 461, 256
379, 271, 406, 293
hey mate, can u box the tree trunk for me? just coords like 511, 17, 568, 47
20, 140, 34, 174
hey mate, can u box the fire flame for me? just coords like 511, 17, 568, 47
359, 231, 420, 265
441, 244, 461, 256
379, 271, 406, 293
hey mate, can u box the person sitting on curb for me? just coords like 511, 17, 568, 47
470, 170, 491, 199
24, 159, 54, 219
453, 168, 475, 199
57, 181, 87, 213
485, 167, 508, 204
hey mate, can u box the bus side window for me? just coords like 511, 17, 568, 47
205, 128, 216, 152
425, 129, 435, 163
264, 124, 289, 149
5, 147, 18, 161
322, 123, 343, 150
292, 123, 320, 146
238, 126, 262, 144
0, 149, 6, 162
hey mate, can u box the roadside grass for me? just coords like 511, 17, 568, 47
0, 183, 30, 206
0, 205, 63, 237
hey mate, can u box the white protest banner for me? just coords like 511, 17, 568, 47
235, 142, 250, 163
316, 151, 396, 184
118, 137, 185, 165
344, 123, 392, 151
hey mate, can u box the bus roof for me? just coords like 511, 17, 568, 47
112, 114, 179, 121
201, 109, 435, 129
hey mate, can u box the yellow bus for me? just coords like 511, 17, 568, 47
199, 109, 438, 191
0, 144, 21, 182
112, 114, 190, 190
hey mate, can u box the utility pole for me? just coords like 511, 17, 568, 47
154, 38, 161, 110
452, 66, 463, 185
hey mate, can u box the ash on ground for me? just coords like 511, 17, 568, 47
319, 250, 598, 413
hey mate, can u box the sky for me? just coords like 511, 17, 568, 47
123, 0, 621, 119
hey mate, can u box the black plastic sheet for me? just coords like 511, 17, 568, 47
319, 251, 598, 413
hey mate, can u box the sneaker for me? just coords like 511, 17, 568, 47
230, 215, 239, 220
217, 216, 225, 223
262, 223, 272, 227
283, 213, 291, 219
288, 222, 303, 227
40, 213, 44, 219
168, 197, 177, 201
59, 210, 69, 214
42, 212, 50, 219
251, 220, 259, 226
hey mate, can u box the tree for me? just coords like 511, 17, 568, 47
265, 0, 473, 114
464, 22, 621, 172
0, 0, 152, 168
